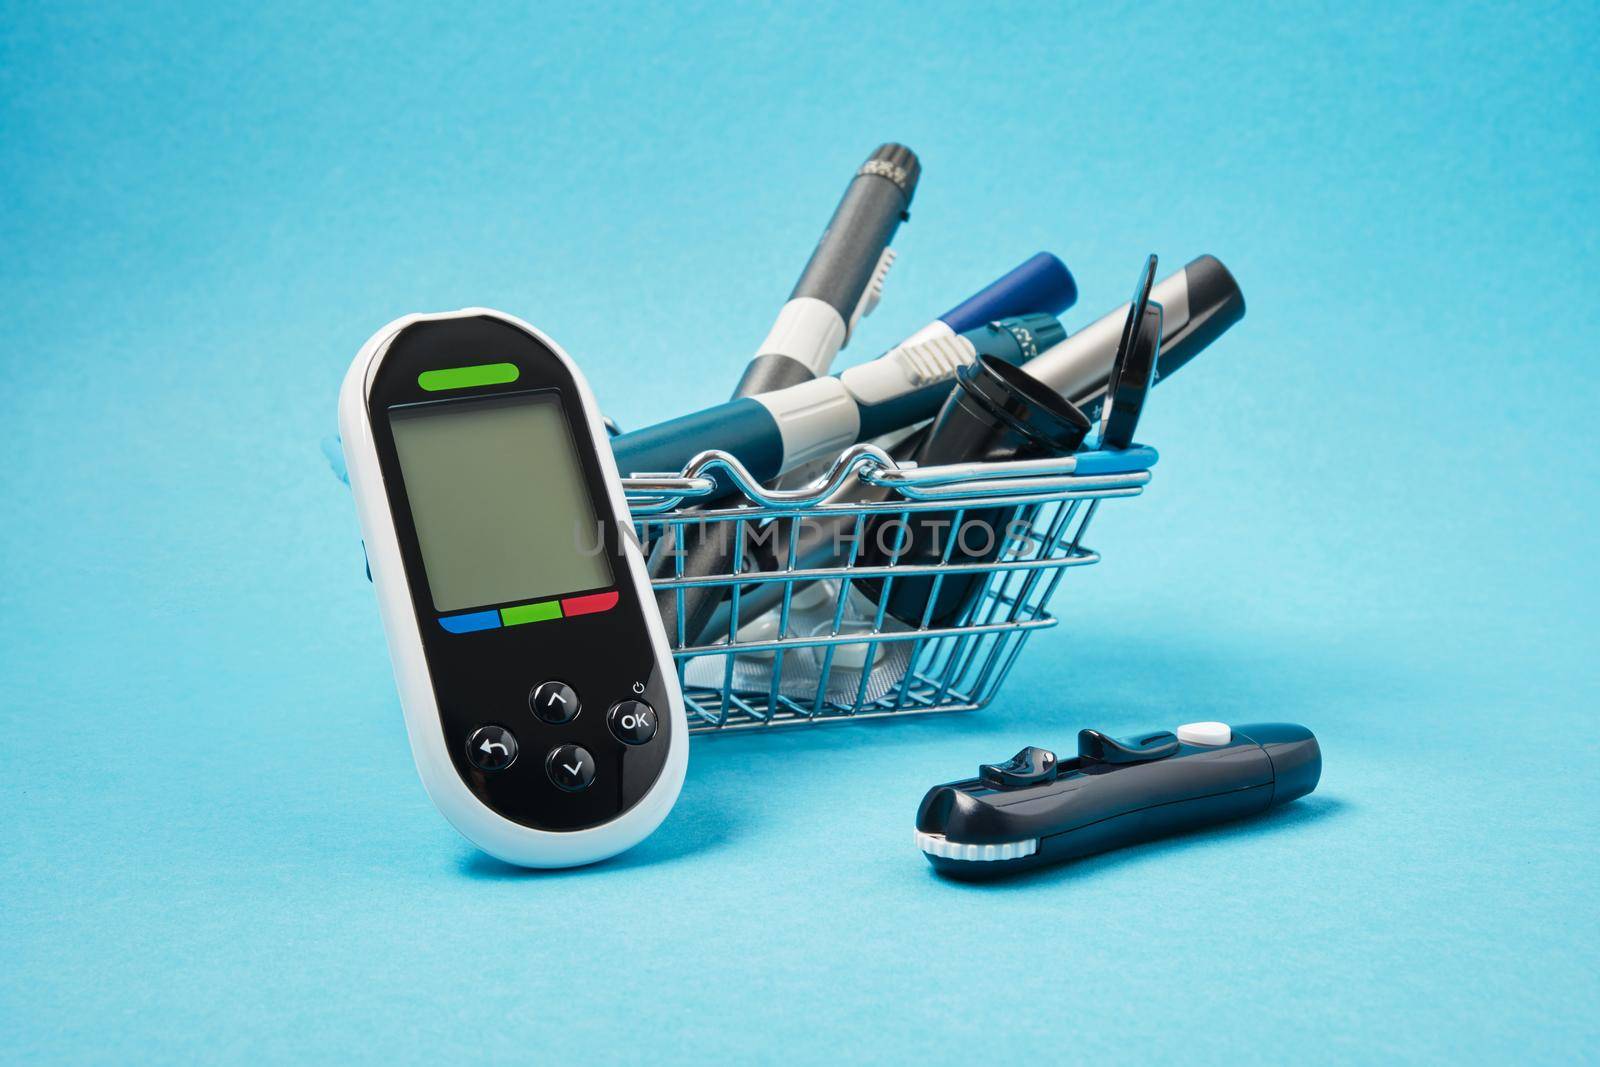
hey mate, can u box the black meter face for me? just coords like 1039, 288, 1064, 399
365, 315, 673, 832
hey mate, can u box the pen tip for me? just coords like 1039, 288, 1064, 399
862, 143, 921, 200
1185, 254, 1246, 321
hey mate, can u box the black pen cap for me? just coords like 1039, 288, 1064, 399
1155, 255, 1246, 383
936, 354, 1092, 463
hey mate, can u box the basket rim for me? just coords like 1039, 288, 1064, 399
623, 442, 1157, 514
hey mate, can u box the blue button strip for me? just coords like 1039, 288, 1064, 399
438, 610, 501, 634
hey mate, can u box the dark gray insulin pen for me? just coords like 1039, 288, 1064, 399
650, 145, 920, 645
736, 142, 921, 395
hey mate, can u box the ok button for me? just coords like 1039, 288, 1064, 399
608, 700, 658, 745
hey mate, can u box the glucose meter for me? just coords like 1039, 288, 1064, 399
338, 309, 687, 867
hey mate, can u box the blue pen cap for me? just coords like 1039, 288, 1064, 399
940, 253, 1078, 334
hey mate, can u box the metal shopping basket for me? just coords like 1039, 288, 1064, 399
624, 442, 1158, 732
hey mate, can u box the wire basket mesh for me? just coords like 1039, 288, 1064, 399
624, 443, 1156, 732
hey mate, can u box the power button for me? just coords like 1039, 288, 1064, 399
608, 700, 658, 745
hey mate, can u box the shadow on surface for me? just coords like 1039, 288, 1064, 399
456, 619, 1382, 880
455, 769, 741, 880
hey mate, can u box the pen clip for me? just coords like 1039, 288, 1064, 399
846, 247, 896, 343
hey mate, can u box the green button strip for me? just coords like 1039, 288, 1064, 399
500, 600, 561, 626
417, 362, 520, 392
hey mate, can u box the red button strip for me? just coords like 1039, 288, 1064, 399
561, 590, 619, 617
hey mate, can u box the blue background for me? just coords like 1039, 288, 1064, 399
3, 1, 1596, 1061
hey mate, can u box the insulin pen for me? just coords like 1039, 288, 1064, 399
650, 144, 919, 643
614, 253, 1078, 480
891, 252, 1075, 350
612, 313, 1065, 484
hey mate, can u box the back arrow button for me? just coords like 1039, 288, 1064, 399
466, 725, 519, 771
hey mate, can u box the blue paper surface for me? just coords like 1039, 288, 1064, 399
3, 1, 1596, 1061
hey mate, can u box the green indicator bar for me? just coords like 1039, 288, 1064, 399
500, 600, 561, 626
417, 363, 520, 392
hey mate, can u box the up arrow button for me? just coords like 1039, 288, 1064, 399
530, 681, 581, 724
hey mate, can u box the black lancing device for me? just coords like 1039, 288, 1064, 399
915, 721, 1321, 879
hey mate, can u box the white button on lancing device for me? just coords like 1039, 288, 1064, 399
1176, 721, 1231, 746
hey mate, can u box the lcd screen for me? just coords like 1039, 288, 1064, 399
388, 392, 614, 612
